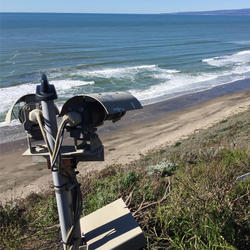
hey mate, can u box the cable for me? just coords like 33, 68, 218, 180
35, 111, 53, 155
51, 112, 82, 170
51, 117, 83, 248
51, 126, 81, 249
65, 176, 83, 249
33, 111, 83, 248
43, 126, 56, 143
52, 116, 68, 160
51, 116, 68, 170
30, 109, 69, 161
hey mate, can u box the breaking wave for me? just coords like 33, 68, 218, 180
0, 80, 94, 115
202, 50, 250, 67
1, 49, 250, 124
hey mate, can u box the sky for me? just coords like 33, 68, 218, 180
0, 0, 249, 14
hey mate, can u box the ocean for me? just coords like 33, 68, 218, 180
1, 13, 250, 128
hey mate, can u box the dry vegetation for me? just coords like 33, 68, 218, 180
1, 108, 250, 249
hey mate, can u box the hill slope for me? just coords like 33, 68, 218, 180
170, 8, 250, 15
1, 107, 249, 249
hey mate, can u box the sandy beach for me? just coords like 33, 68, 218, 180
0, 80, 250, 202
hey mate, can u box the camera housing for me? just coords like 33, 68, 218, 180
60, 92, 142, 128
59, 92, 142, 162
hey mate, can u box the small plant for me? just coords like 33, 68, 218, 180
174, 141, 182, 147
147, 161, 178, 176
220, 119, 228, 123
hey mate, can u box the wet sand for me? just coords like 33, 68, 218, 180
0, 79, 250, 202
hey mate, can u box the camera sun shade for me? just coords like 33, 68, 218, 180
60, 92, 142, 128
5, 93, 59, 140
5, 94, 37, 123
5, 94, 43, 140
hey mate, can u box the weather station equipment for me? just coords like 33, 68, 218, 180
6, 74, 146, 250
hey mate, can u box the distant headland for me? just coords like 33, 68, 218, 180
168, 8, 250, 15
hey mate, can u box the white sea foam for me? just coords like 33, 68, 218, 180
231, 40, 250, 45
231, 65, 250, 75
130, 72, 218, 103
0, 119, 20, 128
52, 79, 94, 90
202, 50, 250, 67
1, 54, 250, 127
75, 65, 160, 79
130, 66, 249, 105
0, 80, 94, 115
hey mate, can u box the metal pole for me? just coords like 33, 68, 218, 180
36, 74, 80, 249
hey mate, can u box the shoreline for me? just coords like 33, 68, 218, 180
1, 77, 250, 147
99, 77, 250, 135
0, 79, 250, 202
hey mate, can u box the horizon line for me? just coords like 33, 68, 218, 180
0, 7, 250, 15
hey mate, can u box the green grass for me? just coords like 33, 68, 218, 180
0, 108, 249, 249
0, 193, 60, 249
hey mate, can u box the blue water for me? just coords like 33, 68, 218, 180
1, 13, 250, 122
